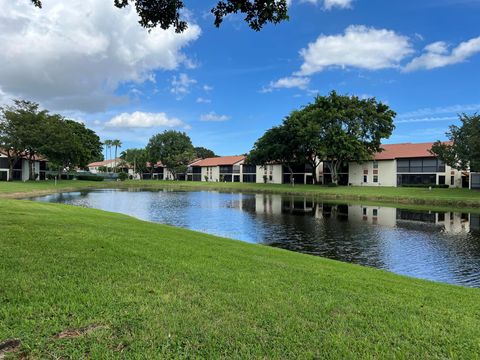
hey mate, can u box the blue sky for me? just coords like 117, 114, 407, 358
1, 0, 479, 156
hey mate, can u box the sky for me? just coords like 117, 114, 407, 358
0, 0, 479, 156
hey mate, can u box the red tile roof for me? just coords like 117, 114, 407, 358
375, 142, 449, 160
88, 158, 122, 167
191, 155, 245, 167
0, 148, 47, 161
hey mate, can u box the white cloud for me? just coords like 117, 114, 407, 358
297, 25, 413, 76
200, 112, 230, 122
203, 85, 214, 92
287, 0, 354, 9
105, 111, 187, 128
398, 103, 480, 119
324, 0, 354, 10
404, 36, 480, 72
0, 0, 201, 112
395, 116, 458, 124
196, 97, 211, 103
262, 76, 310, 92
170, 73, 197, 99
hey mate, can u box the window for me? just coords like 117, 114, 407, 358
373, 175, 378, 183
363, 175, 368, 183
373, 209, 378, 217
362, 208, 367, 216
438, 176, 445, 185
396, 158, 445, 173
373, 161, 378, 169
451, 176, 455, 186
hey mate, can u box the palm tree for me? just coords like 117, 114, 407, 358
104, 139, 112, 172
111, 139, 122, 172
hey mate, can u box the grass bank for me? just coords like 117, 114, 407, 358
1, 199, 480, 358
1, 179, 480, 207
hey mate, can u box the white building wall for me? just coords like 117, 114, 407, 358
348, 160, 396, 187
256, 164, 283, 184
201, 166, 221, 182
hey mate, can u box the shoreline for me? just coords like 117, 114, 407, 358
2, 179, 480, 210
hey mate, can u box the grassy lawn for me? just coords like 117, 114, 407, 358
1, 199, 480, 358
1, 179, 480, 207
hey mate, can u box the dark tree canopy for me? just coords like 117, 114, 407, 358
249, 91, 396, 184
30, 0, 289, 32
0, 100, 102, 180
146, 130, 195, 179
194, 146, 217, 159
431, 113, 480, 172
121, 148, 149, 176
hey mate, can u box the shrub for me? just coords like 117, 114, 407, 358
118, 172, 128, 181
327, 182, 338, 187
77, 175, 104, 182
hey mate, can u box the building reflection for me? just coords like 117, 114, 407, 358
242, 193, 478, 234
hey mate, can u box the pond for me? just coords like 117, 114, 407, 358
29, 188, 480, 288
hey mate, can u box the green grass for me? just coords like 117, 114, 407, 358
1, 179, 480, 207
1, 199, 480, 358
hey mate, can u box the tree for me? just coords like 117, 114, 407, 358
0, 103, 28, 181
121, 148, 148, 178
194, 146, 217, 159
30, 0, 289, 32
103, 140, 111, 165
294, 91, 395, 184
111, 139, 122, 172
248, 124, 300, 183
431, 113, 480, 172
0, 100, 48, 180
41, 117, 103, 174
146, 130, 194, 179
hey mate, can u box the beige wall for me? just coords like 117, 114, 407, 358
256, 164, 283, 184
348, 160, 397, 187
201, 166, 220, 182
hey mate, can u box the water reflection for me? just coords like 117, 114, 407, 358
30, 189, 480, 287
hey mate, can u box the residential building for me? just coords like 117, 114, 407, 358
187, 156, 246, 182
0, 150, 47, 181
144, 161, 175, 180
347, 142, 467, 188
87, 158, 123, 174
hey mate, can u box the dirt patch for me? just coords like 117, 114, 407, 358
54, 324, 108, 339
0, 339, 21, 359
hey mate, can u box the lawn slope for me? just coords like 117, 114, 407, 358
1, 199, 480, 358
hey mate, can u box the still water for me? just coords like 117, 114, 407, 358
30, 188, 480, 287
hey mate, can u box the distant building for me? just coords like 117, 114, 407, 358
187, 156, 246, 182
87, 158, 123, 174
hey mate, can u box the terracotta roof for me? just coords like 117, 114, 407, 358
374, 142, 449, 160
0, 148, 47, 161
191, 155, 245, 167
88, 158, 122, 167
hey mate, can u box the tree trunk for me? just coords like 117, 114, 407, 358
29, 156, 35, 181
8, 158, 15, 182
114, 146, 118, 173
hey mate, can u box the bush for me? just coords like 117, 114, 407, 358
77, 175, 104, 182
327, 182, 338, 187
118, 172, 128, 181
